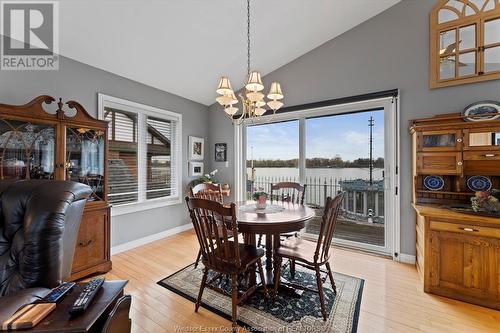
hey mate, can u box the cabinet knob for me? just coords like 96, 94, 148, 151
457, 161, 463, 166
456, 138, 462, 143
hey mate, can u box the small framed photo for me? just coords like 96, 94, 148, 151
189, 161, 204, 177
215, 143, 227, 162
188, 136, 204, 160
495, 132, 500, 145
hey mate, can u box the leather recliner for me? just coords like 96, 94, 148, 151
0, 180, 91, 322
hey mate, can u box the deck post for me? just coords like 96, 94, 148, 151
363, 192, 368, 215
353, 191, 357, 215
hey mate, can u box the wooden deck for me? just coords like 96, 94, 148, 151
305, 216, 385, 246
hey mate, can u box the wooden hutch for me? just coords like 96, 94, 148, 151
0, 96, 111, 281
410, 113, 500, 310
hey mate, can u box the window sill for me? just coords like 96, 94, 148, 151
110, 197, 183, 217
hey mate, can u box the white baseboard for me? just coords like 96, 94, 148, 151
111, 223, 193, 255
398, 253, 416, 265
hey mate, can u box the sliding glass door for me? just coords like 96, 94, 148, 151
304, 110, 387, 252
237, 97, 398, 256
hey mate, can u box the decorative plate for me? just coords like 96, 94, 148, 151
424, 175, 444, 191
467, 176, 492, 192
462, 101, 500, 122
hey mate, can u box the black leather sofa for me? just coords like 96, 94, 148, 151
0, 180, 91, 322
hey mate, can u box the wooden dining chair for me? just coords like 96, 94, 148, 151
270, 182, 307, 205
272, 192, 345, 321
257, 182, 307, 248
190, 183, 226, 268
190, 183, 224, 203
185, 197, 269, 332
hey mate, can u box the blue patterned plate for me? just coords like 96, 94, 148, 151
467, 176, 492, 192
424, 175, 444, 191
462, 101, 500, 122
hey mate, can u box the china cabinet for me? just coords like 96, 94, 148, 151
0, 96, 111, 280
410, 112, 500, 310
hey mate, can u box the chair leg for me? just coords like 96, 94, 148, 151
230, 274, 238, 332
194, 249, 202, 269
315, 266, 328, 321
325, 262, 337, 295
195, 267, 208, 312
273, 256, 282, 300
290, 259, 296, 279
257, 259, 269, 299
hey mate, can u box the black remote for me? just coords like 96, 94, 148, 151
38, 282, 76, 303
69, 277, 105, 315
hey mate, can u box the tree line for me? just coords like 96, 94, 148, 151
247, 157, 384, 168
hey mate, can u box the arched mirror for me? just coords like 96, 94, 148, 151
430, 0, 500, 88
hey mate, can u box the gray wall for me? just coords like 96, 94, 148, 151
208, 0, 500, 256
0, 55, 209, 247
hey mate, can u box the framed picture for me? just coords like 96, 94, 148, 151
495, 133, 500, 146
188, 136, 204, 160
215, 143, 227, 162
189, 161, 204, 177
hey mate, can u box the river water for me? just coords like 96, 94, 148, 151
247, 167, 384, 181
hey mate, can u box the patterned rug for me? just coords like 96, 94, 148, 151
158, 263, 364, 333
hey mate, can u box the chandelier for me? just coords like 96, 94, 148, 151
215, 0, 284, 124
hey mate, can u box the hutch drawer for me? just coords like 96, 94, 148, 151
430, 220, 500, 238
463, 150, 500, 161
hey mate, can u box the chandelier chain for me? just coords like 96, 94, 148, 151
247, 0, 251, 76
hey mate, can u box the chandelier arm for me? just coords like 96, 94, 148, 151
236, 94, 247, 122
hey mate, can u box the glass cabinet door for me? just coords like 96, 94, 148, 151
418, 130, 463, 151
0, 119, 55, 180
66, 126, 105, 201
464, 128, 500, 150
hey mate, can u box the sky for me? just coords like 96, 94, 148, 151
246, 109, 384, 161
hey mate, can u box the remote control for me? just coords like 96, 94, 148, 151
69, 277, 105, 315
38, 282, 75, 303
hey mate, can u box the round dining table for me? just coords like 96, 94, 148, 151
236, 201, 315, 285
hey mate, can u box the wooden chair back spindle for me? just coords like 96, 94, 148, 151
186, 197, 240, 271
270, 182, 306, 205
190, 183, 223, 203
314, 192, 345, 264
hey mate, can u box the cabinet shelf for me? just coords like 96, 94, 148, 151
416, 190, 473, 196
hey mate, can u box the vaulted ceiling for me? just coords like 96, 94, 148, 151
57, 0, 401, 105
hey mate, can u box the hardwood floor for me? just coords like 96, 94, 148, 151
106, 229, 500, 333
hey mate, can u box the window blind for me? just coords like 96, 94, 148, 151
103, 106, 180, 206
104, 108, 139, 205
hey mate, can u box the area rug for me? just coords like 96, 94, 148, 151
157, 263, 364, 333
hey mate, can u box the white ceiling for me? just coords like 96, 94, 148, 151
57, 0, 401, 105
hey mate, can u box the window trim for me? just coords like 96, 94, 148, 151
98, 93, 183, 216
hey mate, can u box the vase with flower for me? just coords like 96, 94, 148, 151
253, 191, 268, 210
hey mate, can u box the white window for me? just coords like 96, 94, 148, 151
98, 94, 182, 216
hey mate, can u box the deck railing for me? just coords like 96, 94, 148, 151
248, 175, 347, 208
247, 174, 385, 223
